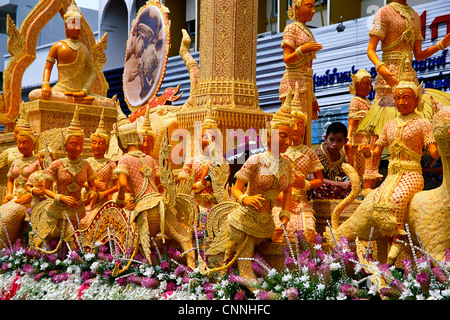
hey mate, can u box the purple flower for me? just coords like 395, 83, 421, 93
128, 274, 143, 284
257, 291, 280, 300
81, 271, 95, 281
166, 282, 177, 292
117, 277, 127, 286
160, 261, 170, 271
234, 290, 246, 300
2, 262, 10, 271
318, 264, 331, 284
206, 292, 215, 300
284, 256, 296, 270
402, 258, 413, 276
168, 248, 181, 260
141, 277, 159, 289
21, 264, 33, 274
445, 249, 450, 263
416, 271, 430, 295
339, 283, 357, 298
69, 251, 84, 263
389, 279, 405, 292
52, 272, 69, 283
286, 287, 298, 300
33, 272, 45, 282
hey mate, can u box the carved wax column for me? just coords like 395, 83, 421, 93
177, 0, 267, 156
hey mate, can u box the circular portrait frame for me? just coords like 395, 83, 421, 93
123, 1, 170, 111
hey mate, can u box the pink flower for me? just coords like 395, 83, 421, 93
141, 277, 159, 289
286, 287, 298, 300
233, 290, 246, 300
160, 261, 170, 271
432, 266, 449, 284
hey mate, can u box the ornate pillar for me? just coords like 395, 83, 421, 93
177, 0, 268, 155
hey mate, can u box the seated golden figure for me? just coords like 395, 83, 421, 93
28, 1, 113, 107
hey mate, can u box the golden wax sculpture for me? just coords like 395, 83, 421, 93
0, 0, 113, 131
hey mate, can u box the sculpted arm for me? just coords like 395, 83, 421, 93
367, 36, 398, 87
41, 44, 59, 100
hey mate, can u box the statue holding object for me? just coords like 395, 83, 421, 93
30, 106, 98, 251
357, 0, 450, 191
326, 59, 444, 264
272, 86, 324, 245
204, 104, 294, 283
279, 0, 322, 146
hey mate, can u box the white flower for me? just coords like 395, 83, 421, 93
427, 290, 443, 300
282, 273, 292, 282
317, 283, 325, 291
40, 262, 49, 270
416, 294, 425, 300
336, 292, 347, 300
299, 274, 309, 283
441, 288, 450, 297
368, 285, 378, 296
143, 266, 154, 277
268, 268, 277, 278
274, 285, 282, 292
400, 288, 412, 300
84, 253, 95, 261
301, 266, 309, 274
90, 261, 100, 271
314, 244, 322, 251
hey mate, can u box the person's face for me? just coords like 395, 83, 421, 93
269, 125, 293, 154
65, 17, 81, 40
394, 88, 417, 115
295, 0, 316, 23
91, 136, 108, 158
324, 132, 347, 155
65, 136, 84, 160
17, 135, 35, 157
139, 134, 154, 155
291, 118, 305, 146
355, 77, 372, 98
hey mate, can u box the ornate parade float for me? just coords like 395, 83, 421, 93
0, 0, 449, 302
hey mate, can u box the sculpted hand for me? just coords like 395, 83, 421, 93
378, 64, 398, 87
358, 145, 372, 158
95, 180, 106, 191
293, 173, 306, 189
242, 194, 265, 210
312, 100, 321, 120
61, 195, 80, 209
2, 194, 13, 205
64, 90, 87, 97
41, 83, 51, 100
14, 193, 33, 205
301, 41, 323, 54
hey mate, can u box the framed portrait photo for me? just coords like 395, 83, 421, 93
123, 1, 170, 111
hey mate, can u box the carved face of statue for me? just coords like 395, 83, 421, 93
291, 118, 305, 146
139, 134, 154, 155
295, 0, 316, 23
356, 77, 372, 98
91, 136, 108, 159
65, 17, 81, 39
17, 135, 35, 158
268, 125, 293, 155
65, 136, 84, 160
394, 88, 417, 115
